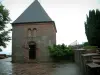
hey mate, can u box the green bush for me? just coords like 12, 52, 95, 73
83, 42, 90, 46
83, 46, 98, 50
48, 44, 74, 61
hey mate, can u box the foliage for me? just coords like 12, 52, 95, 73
83, 42, 90, 46
48, 44, 74, 61
83, 46, 98, 50
83, 42, 98, 51
85, 9, 100, 48
0, 4, 11, 48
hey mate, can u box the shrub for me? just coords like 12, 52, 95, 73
83, 46, 98, 50
83, 42, 90, 46
48, 44, 74, 61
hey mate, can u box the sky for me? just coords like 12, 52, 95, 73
0, 0, 100, 54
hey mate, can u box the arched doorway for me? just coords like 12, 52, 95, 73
28, 41, 36, 59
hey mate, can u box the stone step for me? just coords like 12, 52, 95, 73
93, 56, 100, 59
86, 62, 100, 68
93, 59, 100, 64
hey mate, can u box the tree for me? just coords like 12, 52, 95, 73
83, 42, 90, 47
0, 4, 11, 48
85, 9, 100, 48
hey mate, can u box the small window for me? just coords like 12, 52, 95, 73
28, 28, 31, 31
33, 28, 37, 31
33, 28, 37, 37
28, 28, 32, 37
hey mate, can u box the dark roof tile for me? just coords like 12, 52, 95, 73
13, 0, 52, 24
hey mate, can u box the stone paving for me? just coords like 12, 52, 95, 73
0, 57, 82, 75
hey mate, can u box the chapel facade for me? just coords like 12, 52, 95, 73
12, 0, 57, 62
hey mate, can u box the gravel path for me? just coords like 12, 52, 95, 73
0, 57, 82, 75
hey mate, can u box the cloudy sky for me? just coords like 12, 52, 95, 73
0, 0, 100, 54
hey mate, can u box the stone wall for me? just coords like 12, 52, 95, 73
74, 49, 86, 75
12, 22, 56, 62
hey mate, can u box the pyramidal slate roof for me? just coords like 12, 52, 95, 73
12, 0, 53, 24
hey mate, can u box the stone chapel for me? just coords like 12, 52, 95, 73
12, 0, 57, 62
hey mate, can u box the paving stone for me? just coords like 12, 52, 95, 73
0, 57, 82, 75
